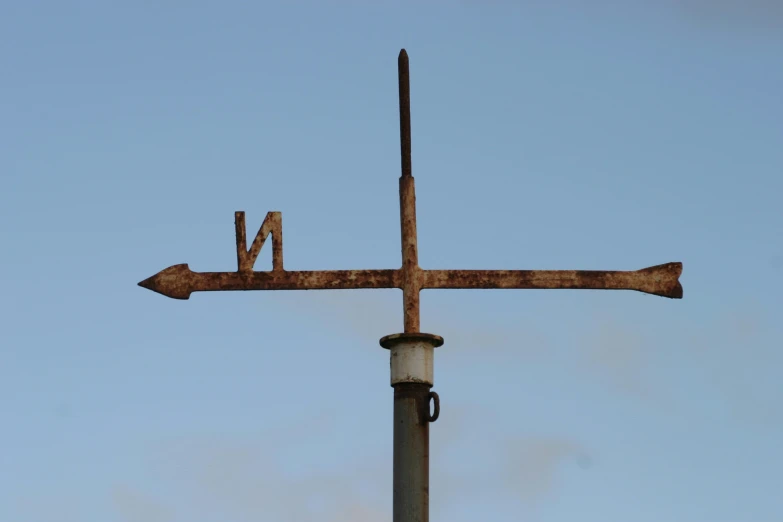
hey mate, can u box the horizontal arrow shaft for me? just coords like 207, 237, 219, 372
139, 262, 681, 300
422, 262, 682, 298
138, 264, 402, 300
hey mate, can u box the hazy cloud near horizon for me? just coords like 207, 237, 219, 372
113, 485, 172, 522
280, 291, 782, 428
504, 438, 589, 504
109, 414, 588, 521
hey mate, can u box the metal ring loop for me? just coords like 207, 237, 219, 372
428, 391, 440, 422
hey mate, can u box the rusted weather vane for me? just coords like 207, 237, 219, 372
139, 49, 683, 522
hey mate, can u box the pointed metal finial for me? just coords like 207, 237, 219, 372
398, 49, 411, 178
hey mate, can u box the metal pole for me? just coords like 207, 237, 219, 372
394, 382, 430, 522
397, 49, 422, 334
381, 332, 444, 522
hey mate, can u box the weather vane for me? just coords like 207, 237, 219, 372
139, 49, 682, 522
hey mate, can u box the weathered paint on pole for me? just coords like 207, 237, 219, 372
393, 383, 431, 522
386, 333, 442, 386
383, 333, 444, 387
382, 333, 444, 522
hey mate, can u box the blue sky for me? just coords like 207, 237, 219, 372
2, 2, 782, 521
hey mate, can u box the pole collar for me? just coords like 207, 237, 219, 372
380, 333, 444, 387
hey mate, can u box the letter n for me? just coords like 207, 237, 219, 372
235, 211, 283, 272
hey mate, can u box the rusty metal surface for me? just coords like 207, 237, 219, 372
398, 50, 420, 333
138, 48, 683, 319
138, 262, 682, 300
398, 49, 412, 180
138, 265, 401, 300
400, 174, 422, 333
235, 211, 283, 272
422, 262, 683, 298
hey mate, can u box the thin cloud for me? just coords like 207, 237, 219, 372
112, 485, 172, 522
581, 308, 782, 428
583, 320, 651, 398
503, 438, 590, 504
278, 290, 551, 361
137, 412, 587, 520
149, 435, 390, 522
705, 310, 782, 427
285, 290, 782, 432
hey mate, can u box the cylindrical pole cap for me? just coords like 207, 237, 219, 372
380, 333, 444, 387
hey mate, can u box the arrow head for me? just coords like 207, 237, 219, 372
138, 264, 194, 300
636, 262, 683, 299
